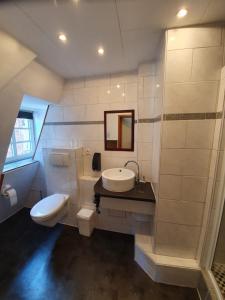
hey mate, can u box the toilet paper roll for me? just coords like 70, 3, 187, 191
7, 188, 17, 207
2, 185, 17, 207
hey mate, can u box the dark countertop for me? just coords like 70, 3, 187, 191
94, 177, 156, 203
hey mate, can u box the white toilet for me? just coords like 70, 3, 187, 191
30, 193, 69, 227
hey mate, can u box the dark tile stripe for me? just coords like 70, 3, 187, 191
163, 112, 223, 121
138, 116, 161, 123
44, 112, 222, 126
45, 121, 104, 125
45, 116, 162, 126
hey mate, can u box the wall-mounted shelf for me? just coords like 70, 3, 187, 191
94, 177, 155, 213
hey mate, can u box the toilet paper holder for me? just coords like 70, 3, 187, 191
1, 184, 12, 197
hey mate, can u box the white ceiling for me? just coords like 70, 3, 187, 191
0, 0, 225, 79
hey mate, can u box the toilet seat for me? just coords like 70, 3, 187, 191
30, 194, 69, 222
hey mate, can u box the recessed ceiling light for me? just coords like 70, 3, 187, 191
58, 33, 67, 42
107, 90, 111, 95
116, 84, 120, 89
98, 47, 104, 56
122, 92, 126, 97
156, 84, 160, 88
177, 8, 188, 18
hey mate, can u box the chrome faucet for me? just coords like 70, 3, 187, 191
124, 160, 140, 184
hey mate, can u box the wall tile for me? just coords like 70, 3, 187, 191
85, 103, 108, 121
125, 82, 138, 103
167, 27, 222, 50
63, 105, 86, 122
143, 76, 155, 98
160, 149, 211, 176
181, 176, 208, 203
155, 221, 201, 258
182, 149, 211, 177
61, 90, 75, 105
164, 82, 218, 113
137, 142, 152, 161
138, 98, 154, 119
138, 123, 154, 143
159, 175, 182, 200
166, 49, 192, 82
162, 120, 186, 148
191, 47, 223, 81
160, 149, 184, 175
139, 160, 152, 181
46, 105, 63, 122
157, 199, 204, 226
186, 120, 215, 149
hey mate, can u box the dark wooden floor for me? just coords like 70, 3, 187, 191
0, 209, 199, 300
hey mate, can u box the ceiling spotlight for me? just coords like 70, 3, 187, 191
122, 92, 126, 97
156, 84, 160, 88
58, 33, 67, 42
107, 90, 111, 95
177, 8, 188, 18
98, 47, 104, 56
116, 84, 120, 89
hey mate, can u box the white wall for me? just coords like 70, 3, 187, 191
0, 31, 64, 223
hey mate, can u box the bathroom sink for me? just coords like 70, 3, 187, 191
102, 168, 136, 192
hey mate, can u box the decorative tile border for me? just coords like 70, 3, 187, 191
45, 121, 104, 125
138, 116, 161, 123
44, 112, 222, 126
45, 116, 162, 126
163, 112, 223, 121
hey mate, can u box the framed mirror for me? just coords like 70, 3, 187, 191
104, 110, 135, 151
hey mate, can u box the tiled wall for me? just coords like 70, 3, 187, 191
42, 64, 157, 181
28, 63, 161, 232
154, 27, 225, 259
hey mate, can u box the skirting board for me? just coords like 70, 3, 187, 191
135, 234, 201, 288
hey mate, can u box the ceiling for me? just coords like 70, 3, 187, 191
0, 0, 225, 79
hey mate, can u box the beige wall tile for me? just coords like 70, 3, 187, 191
159, 175, 182, 200
164, 82, 218, 113
183, 149, 211, 177
186, 120, 215, 149
181, 176, 208, 203
160, 149, 211, 176
191, 47, 223, 81
166, 49, 192, 82
162, 120, 186, 148
157, 199, 204, 226
155, 221, 201, 258
160, 149, 184, 175
167, 27, 222, 50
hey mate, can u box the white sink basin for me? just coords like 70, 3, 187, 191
102, 168, 136, 192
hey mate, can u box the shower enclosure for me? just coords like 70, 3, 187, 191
202, 67, 225, 299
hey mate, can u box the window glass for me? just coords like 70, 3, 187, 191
6, 112, 35, 163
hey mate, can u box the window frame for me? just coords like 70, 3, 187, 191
5, 111, 36, 164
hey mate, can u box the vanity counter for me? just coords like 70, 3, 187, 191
94, 177, 155, 213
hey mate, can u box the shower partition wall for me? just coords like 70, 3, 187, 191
201, 67, 225, 299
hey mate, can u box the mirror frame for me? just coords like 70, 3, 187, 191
104, 109, 135, 152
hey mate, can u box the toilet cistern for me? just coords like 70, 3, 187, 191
124, 160, 140, 184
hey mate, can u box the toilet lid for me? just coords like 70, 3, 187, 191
30, 194, 69, 220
